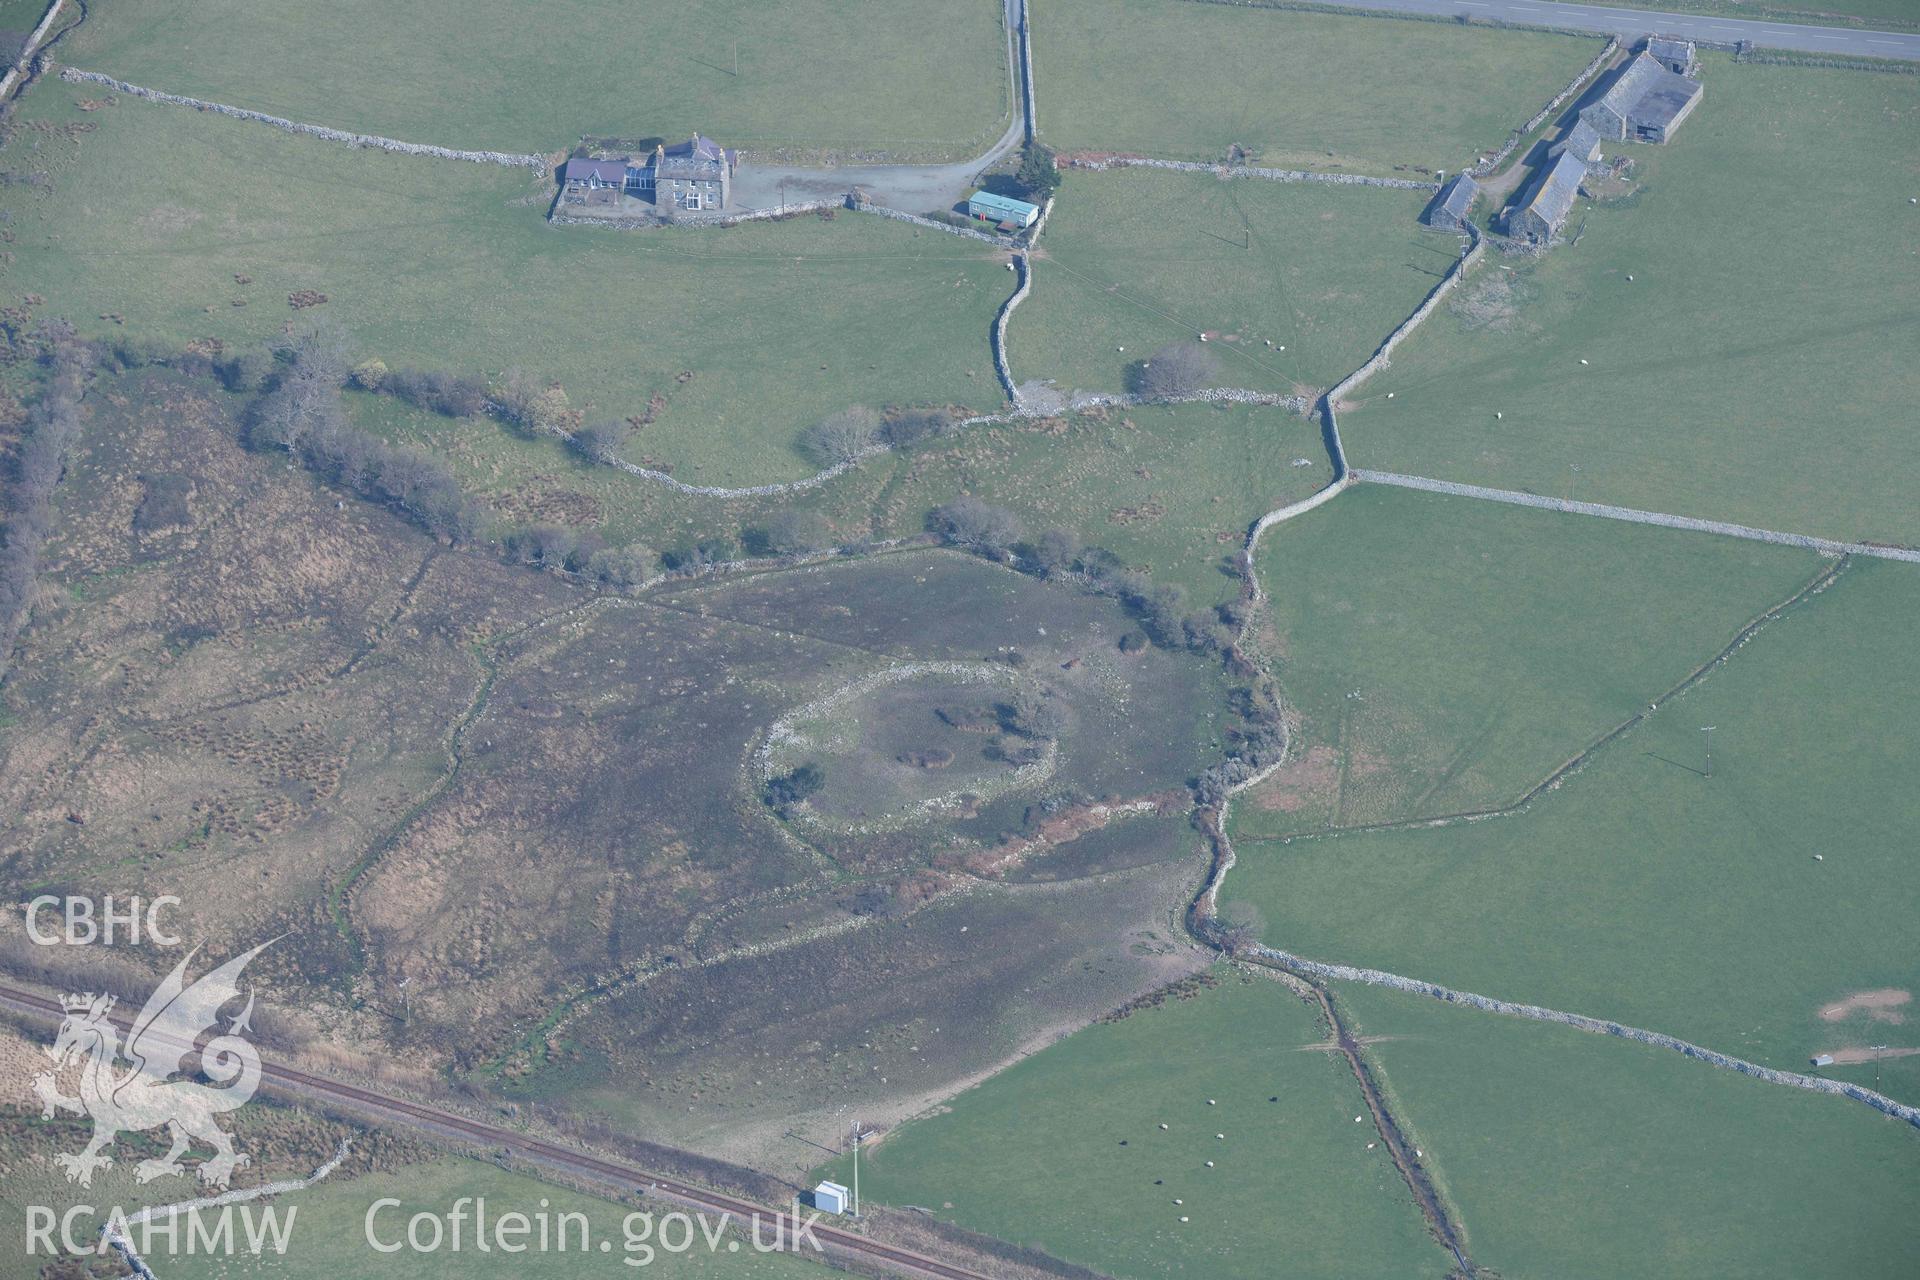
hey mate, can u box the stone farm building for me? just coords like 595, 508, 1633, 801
1504, 151, 1588, 246
1423, 174, 1480, 231
1648, 37, 1698, 76
1580, 51, 1703, 145
1552, 117, 1604, 166
560, 135, 739, 212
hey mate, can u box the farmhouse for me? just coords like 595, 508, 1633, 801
559, 135, 740, 212
967, 190, 1041, 229
1504, 151, 1587, 246
1579, 52, 1703, 145
1423, 174, 1480, 231
1648, 37, 1698, 76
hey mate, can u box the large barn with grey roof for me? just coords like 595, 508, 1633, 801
1580, 52, 1703, 145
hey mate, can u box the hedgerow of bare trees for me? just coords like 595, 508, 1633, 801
244, 328, 484, 544
1129, 341, 1220, 400
0, 333, 90, 678
928, 496, 1023, 558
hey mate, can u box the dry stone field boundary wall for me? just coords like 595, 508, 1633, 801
552, 199, 845, 231
1064, 154, 1436, 191
1468, 38, 1618, 178
1249, 944, 1920, 1128
59, 68, 550, 168
995, 251, 1035, 403
851, 199, 1014, 245
1353, 471, 1920, 563
0, 0, 68, 101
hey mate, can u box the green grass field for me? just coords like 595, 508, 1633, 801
1017, 170, 1449, 397
1228, 554, 1920, 1104
1233, 484, 1823, 836
1335, 983, 1920, 1279
1340, 54, 1920, 547
821, 970, 1451, 1280
158, 1158, 831, 1279
57, 0, 1011, 156
0, 82, 1009, 485
1033, 0, 1603, 173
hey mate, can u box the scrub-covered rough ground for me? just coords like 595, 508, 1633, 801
1235, 484, 1823, 836
56, 0, 1011, 157
352, 393, 1330, 609
1340, 55, 1920, 546
1335, 983, 1920, 1280
1227, 554, 1920, 1104
1016, 170, 1449, 397
1034, 0, 1603, 172
822, 970, 1451, 1280
0, 83, 1008, 486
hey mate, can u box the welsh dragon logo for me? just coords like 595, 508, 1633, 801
31, 941, 272, 1189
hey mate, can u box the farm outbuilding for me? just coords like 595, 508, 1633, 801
1553, 118, 1604, 167
1504, 151, 1588, 246
1424, 174, 1481, 231
1648, 37, 1698, 76
967, 190, 1041, 229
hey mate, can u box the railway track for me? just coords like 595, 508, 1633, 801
0, 983, 993, 1280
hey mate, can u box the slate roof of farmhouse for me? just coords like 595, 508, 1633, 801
562, 157, 629, 185
1517, 151, 1588, 230
657, 134, 736, 179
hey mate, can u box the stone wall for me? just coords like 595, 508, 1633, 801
1064, 154, 1436, 191
0, 0, 66, 101
1249, 943, 1920, 1128
1352, 471, 1920, 564
850, 200, 1014, 245
551, 199, 845, 231
994, 251, 1034, 404
59, 68, 549, 169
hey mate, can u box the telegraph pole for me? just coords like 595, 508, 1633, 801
851, 1121, 861, 1218
1700, 726, 1715, 779
1873, 1046, 1888, 1093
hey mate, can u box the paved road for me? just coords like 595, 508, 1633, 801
0, 984, 995, 1280
734, 0, 1029, 215
1305, 0, 1920, 59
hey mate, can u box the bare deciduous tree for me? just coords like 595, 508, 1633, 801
1129, 341, 1220, 400
799, 406, 881, 466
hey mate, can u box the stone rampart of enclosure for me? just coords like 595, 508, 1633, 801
59, 69, 548, 168
551, 199, 844, 231
0, 0, 68, 100
1330, 224, 1482, 406
850, 200, 1014, 245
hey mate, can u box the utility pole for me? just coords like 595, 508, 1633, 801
1700, 726, 1715, 779
1873, 1046, 1888, 1093
851, 1121, 861, 1218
